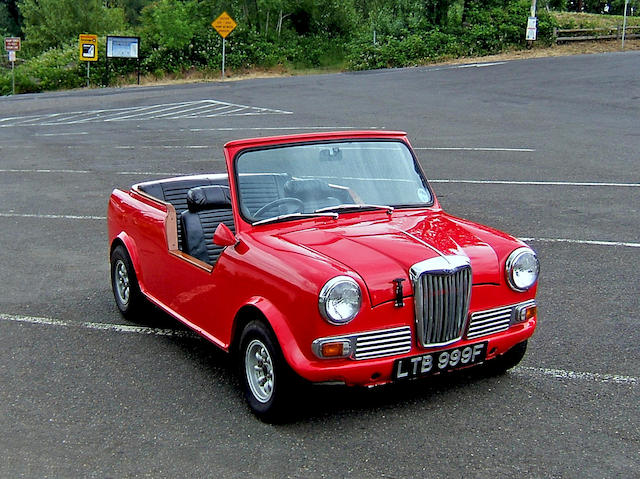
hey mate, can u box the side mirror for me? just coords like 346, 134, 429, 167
213, 223, 237, 247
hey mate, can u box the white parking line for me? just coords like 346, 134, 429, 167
0, 213, 105, 220
189, 126, 370, 131
513, 366, 637, 386
0, 100, 292, 127
416, 147, 535, 152
430, 179, 640, 188
1, 312, 636, 387
0, 313, 195, 338
34, 132, 89, 137
520, 237, 640, 248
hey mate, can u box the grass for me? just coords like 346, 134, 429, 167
552, 11, 640, 29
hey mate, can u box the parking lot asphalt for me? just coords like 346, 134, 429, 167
1, 52, 638, 478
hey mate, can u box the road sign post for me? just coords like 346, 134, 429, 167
79, 34, 98, 88
4, 37, 20, 95
211, 12, 237, 79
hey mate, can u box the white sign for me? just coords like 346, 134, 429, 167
8, 50, 16, 62
107, 36, 139, 58
526, 17, 537, 41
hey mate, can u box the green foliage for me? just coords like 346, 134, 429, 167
19, 0, 126, 54
0, 41, 84, 94
0, 0, 601, 96
348, 1, 557, 70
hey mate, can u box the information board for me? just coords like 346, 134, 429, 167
106, 36, 139, 58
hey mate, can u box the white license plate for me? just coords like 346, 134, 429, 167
393, 342, 487, 380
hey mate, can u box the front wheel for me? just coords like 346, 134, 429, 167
238, 321, 295, 422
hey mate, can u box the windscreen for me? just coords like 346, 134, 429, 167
235, 140, 432, 222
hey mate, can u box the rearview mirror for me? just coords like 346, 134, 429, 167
213, 223, 237, 247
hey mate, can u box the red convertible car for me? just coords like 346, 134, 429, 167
108, 131, 539, 421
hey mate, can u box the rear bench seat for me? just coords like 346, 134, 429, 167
180, 185, 235, 265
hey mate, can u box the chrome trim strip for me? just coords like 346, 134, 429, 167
467, 300, 536, 339
312, 326, 412, 360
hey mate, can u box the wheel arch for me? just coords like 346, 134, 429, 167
110, 232, 145, 292
230, 298, 304, 370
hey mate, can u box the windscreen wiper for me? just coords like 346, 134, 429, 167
252, 212, 339, 226
314, 204, 394, 215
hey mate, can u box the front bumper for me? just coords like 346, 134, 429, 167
294, 315, 536, 386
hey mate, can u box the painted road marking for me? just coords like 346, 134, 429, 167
34, 132, 89, 137
0, 313, 195, 338
0, 213, 106, 220
1, 168, 637, 190
415, 147, 535, 152
188, 126, 373, 131
0, 100, 292, 127
430, 179, 640, 188
1, 211, 638, 248
0, 312, 636, 386
520, 237, 640, 248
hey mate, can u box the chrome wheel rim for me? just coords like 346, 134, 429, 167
114, 259, 130, 306
245, 339, 274, 403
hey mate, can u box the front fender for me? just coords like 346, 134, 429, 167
242, 296, 308, 372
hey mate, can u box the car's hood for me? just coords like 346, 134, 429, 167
276, 212, 508, 306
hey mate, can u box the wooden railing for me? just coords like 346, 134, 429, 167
555, 25, 640, 42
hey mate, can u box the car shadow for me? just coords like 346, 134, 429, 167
123, 305, 507, 424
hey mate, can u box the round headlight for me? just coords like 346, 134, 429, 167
318, 276, 362, 325
505, 247, 539, 292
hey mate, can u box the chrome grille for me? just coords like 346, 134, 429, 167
410, 256, 472, 348
467, 306, 513, 339
354, 327, 412, 360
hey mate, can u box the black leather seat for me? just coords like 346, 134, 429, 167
180, 186, 235, 265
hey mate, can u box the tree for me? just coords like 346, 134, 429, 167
0, 0, 21, 35
19, 0, 126, 53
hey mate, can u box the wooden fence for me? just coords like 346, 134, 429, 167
555, 25, 640, 42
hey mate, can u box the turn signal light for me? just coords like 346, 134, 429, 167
321, 342, 347, 358
524, 305, 537, 322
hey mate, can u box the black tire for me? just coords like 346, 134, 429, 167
483, 340, 528, 376
110, 245, 145, 319
238, 320, 297, 423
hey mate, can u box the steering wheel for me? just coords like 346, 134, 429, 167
254, 197, 304, 219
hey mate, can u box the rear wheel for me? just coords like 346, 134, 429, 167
238, 320, 296, 423
110, 245, 145, 318
484, 340, 528, 375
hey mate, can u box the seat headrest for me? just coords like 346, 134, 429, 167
284, 179, 331, 200
186, 185, 232, 212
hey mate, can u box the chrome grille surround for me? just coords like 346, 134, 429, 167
312, 326, 412, 361
467, 300, 536, 339
410, 256, 472, 348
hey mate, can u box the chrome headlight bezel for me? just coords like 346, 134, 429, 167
318, 276, 362, 325
505, 247, 539, 292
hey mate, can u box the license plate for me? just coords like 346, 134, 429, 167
393, 342, 487, 380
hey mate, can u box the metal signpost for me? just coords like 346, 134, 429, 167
622, 0, 630, 49
4, 37, 20, 95
526, 0, 537, 44
105, 36, 141, 86
211, 12, 237, 79
79, 34, 98, 88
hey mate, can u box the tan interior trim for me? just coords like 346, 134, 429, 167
169, 249, 214, 272
132, 185, 213, 273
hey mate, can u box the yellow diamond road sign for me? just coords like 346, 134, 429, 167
212, 12, 237, 39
